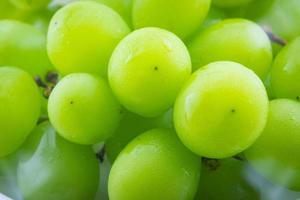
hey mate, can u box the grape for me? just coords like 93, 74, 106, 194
0, 67, 41, 157
132, 0, 211, 39
270, 37, 300, 101
18, 121, 100, 200
212, 0, 253, 8
195, 158, 259, 200
96, 0, 132, 26
188, 18, 273, 79
105, 109, 173, 162
108, 128, 200, 200
174, 61, 269, 159
108, 27, 191, 117
48, 73, 121, 145
47, 1, 130, 77
10, 0, 51, 10
250, 0, 300, 42
0, 20, 53, 77
245, 99, 300, 191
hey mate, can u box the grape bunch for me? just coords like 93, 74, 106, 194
0, 0, 300, 200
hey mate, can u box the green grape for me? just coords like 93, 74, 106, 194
96, 0, 132, 26
195, 158, 259, 200
174, 61, 269, 159
47, 1, 130, 77
10, 0, 51, 10
0, 1, 21, 19
108, 128, 200, 200
188, 18, 272, 79
132, 0, 211, 39
109, 27, 191, 117
105, 109, 173, 162
212, 0, 253, 8
18, 121, 99, 200
0, 20, 53, 77
250, 0, 300, 42
245, 99, 300, 191
48, 73, 121, 145
0, 67, 41, 157
270, 37, 300, 101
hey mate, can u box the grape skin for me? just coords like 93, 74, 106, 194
174, 61, 269, 158
0, 67, 41, 157
188, 18, 273, 79
132, 0, 211, 39
18, 121, 100, 200
109, 27, 191, 117
48, 73, 121, 145
270, 37, 300, 101
245, 99, 300, 191
47, 1, 130, 77
0, 20, 53, 77
108, 128, 200, 200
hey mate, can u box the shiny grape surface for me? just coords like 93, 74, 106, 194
174, 61, 268, 158
0, 67, 41, 157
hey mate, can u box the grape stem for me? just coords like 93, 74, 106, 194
96, 146, 106, 163
262, 26, 287, 46
202, 157, 220, 171
34, 71, 59, 98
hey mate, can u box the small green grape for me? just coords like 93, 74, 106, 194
270, 37, 300, 101
10, 0, 51, 10
105, 109, 173, 162
47, 1, 130, 77
18, 121, 100, 200
188, 18, 272, 79
195, 158, 259, 200
245, 99, 300, 191
0, 20, 53, 77
108, 128, 200, 200
109, 27, 191, 117
132, 0, 211, 39
0, 67, 41, 157
174, 61, 269, 159
212, 0, 253, 8
48, 73, 121, 145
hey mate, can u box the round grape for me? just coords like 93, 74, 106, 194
188, 18, 272, 79
174, 61, 269, 158
48, 73, 121, 145
108, 128, 200, 200
109, 27, 191, 117
47, 1, 130, 77
0, 66, 41, 157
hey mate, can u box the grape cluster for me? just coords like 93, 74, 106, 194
1, 0, 300, 199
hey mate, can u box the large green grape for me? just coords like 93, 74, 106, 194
188, 18, 272, 79
0, 20, 53, 77
109, 27, 191, 117
48, 73, 121, 145
270, 37, 300, 101
47, 1, 130, 77
195, 158, 259, 200
18, 121, 100, 200
212, 0, 253, 8
10, 0, 51, 10
245, 99, 300, 191
132, 0, 211, 39
174, 61, 269, 159
108, 128, 200, 200
105, 109, 173, 162
96, 0, 132, 26
0, 67, 41, 157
